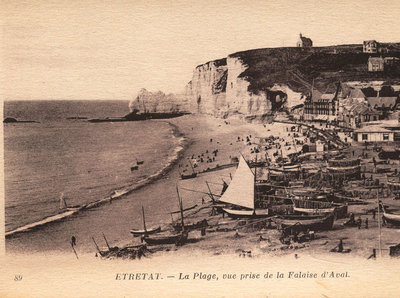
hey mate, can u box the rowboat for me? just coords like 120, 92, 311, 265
272, 213, 335, 231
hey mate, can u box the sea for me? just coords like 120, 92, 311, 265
4, 100, 186, 252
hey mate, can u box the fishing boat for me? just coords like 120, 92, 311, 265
143, 187, 189, 245
130, 206, 161, 237
142, 231, 188, 245
180, 159, 197, 180
59, 193, 81, 211
272, 213, 335, 231
291, 197, 336, 214
110, 188, 130, 199
219, 155, 270, 218
381, 204, 400, 226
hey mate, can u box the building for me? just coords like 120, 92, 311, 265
304, 91, 339, 121
296, 33, 312, 48
368, 57, 384, 72
367, 96, 398, 110
363, 40, 379, 53
354, 126, 394, 142
384, 57, 400, 66
339, 100, 380, 128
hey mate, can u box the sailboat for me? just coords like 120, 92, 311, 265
143, 187, 189, 245
180, 159, 197, 180
130, 206, 161, 237
220, 155, 270, 218
59, 193, 81, 211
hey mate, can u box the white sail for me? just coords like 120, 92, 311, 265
219, 155, 254, 209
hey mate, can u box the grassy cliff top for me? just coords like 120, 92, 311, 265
228, 43, 400, 94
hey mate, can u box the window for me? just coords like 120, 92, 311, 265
383, 133, 389, 141
362, 133, 368, 141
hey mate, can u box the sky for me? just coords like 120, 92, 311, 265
1, 0, 400, 100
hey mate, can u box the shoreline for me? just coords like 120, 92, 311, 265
5, 119, 191, 238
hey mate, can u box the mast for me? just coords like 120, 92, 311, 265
176, 186, 185, 230
377, 190, 382, 257
205, 181, 216, 203
188, 159, 195, 174
142, 206, 147, 233
254, 155, 257, 214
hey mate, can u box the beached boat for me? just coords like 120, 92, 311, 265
272, 213, 335, 231
131, 165, 139, 171
59, 193, 81, 211
130, 226, 161, 237
219, 155, 269, 218
181, 172, 197, 180
222, 208, 269, 218
142, 231, 188, 245
111, 188, 130, 199
382, 205, 400, 226
130, 206, 161, 237
143, 187, 189, 245
136, 158, 144, 165
180, 159, 197, 180
291, 197, 335, 213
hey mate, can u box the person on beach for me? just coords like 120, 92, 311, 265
365, 218, 368, 229
367, 248, 376, 260
71, 236, 76, 247
357, 217, 362, 229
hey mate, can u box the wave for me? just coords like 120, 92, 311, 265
5, 120, 189, 238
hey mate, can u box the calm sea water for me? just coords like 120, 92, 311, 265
4, 100, 183, 233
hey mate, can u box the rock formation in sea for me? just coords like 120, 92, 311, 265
129, 88, 190, 114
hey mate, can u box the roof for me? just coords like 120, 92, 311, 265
368, 57, 384, 63
355, 126, 393, 133
367, 97, 398, 108
363, 40, 377, 45
348, 88, 366, 99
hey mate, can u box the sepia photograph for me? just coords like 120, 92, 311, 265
1, 0, 400, 297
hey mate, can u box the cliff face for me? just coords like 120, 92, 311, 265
186, 56, 302, 119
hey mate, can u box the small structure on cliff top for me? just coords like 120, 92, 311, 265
296, 33, 313, 48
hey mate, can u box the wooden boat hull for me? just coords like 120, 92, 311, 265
143, 231, 188, 245
173, 219, 208, 232
383, 212, 400, 226
293, 206, 335, 214
181, 173, 197, 180
272, 213, 335, 231
130, 226, 161, 237
170, 204, 198, 214
222, 208, 269, 219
